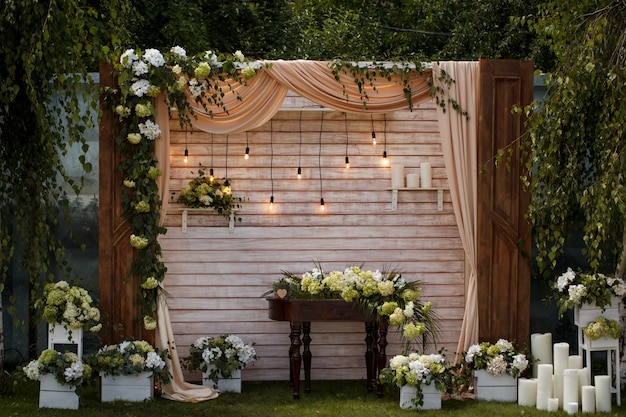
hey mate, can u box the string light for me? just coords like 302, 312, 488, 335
244, 131, 250, 160
184, 127, 189, 164
344, 112, 350, 169
269, 120, 274, 210
319, 112, 325, 211
224, 135, 231, 193
371, 114, 377, 145
209, 134, 214, 182
382, 113, 388, 166
297, 111, 303, 179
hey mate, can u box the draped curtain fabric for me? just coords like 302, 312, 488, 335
433, 61, 480, 360
153, 60, 478, 400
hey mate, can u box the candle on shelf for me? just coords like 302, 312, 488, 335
518, 378, 537, 407
391, 165, 405, 189
553, 342, 570, 408
547, 398, 559, 412
594, 375, 611, 413
531, 333, 552, 377
406, 173, 420, 188
568, 355, 583, 370
420, 162, 432, 188
581, 386, 596, 413
565, 402, 578, 415
536, 364, 554, 410
563, 369, 579, 407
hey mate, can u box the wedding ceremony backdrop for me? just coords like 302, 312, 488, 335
98, 59, 533, 392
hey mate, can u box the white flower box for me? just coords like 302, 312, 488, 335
574, 295, 621, 327
100, 372, 154, 402
48, 323, 83, 358
474, 370, 518, 402
202, 368, 241, 393
39, 374, 79, 409
582, 335, 620, 350
399, 383, 441, 410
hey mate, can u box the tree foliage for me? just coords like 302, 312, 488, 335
524, 0, 626, 276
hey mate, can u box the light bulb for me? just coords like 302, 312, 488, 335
245, 146, 250, 160
269, 195, 274, 210
184, 149, 188, 164
345, 156, 350, 169
209, 168, 214, 182
320, 198, 325, 211
382, 151, 388, 166
372, 131, 376, 145
297, 167, 302, 179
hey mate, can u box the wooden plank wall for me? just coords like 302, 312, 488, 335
159, 99, 465, 382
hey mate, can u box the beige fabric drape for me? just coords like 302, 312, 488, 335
433, 62, 480, 360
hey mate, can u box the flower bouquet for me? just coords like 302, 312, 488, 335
379, 353, 448, 409
177, 168, 242, 219
555, 267, 626, 316
463, 339, 529, 378
269, 265, 439, 348
182, 334, 257, 387
23, 349, 91, 388
35, 280, 101, 333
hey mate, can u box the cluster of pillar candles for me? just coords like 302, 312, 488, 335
517, 332, 612, 413
390, 162, 432, 189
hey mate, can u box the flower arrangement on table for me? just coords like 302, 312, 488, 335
583, 316, 622, 341
462, 339, 529, 378
269, 265, 439, 348
23, 349, 91, 388
85, 340, 170, 384
177, 168, 242, 219
379, 352, 448, 406
34, 280, 101, 334
182, 334, 257, 383
555, 267, 626, 316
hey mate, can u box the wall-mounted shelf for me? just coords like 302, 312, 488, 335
387, 188, 446, 212
179, 208, 237, 233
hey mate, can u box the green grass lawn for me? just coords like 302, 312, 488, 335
1, 377, 624, 417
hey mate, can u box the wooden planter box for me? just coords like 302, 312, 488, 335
39, 374, 79, 409
399, 383, 441, 410
574, 296, 621, 327
100, 372, 154, 402
202, 368, 242, 393
474, 370, 517, 402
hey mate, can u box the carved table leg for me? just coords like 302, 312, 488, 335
376, 318, 389, 397
302, 321, 312, 393
290, 321, 302, 399
365, 321, 376, 392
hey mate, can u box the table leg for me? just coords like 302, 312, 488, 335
365, 321, 376, 392
290, 322, 302, 399
302, 322, 312, 393
376, 318, 388, 397
288, 323, 295, 386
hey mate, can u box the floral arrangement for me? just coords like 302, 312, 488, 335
583, 316, 622, 340
182, 334, 257, 383
85, 340, 170, 384
462, 339, 529, 378
35, 280, 101, 333
177, 169, 242, 219
555, 267, 626, 316
109, 46, 256, 329
379, 353, 448, 406
270, 265, 438, 348
23, 349, 91, 388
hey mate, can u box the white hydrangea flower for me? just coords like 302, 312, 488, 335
138, 120, 161, 140
120, 49, 138, 68
132, 60, 149, 76
568, 284, 587, 303
146, 351, 166, 369
170, 45, 187, 60
64, 361, 84, 382
495, 338, 513, 352
143, 48, 165, 67
465, 344, 481, 363
234, 50, 245, 62
23, 360, 41, 381
512, 353, 528, 372
130, 79, 151, 97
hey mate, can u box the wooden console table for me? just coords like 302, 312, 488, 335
267, 298, 388, 399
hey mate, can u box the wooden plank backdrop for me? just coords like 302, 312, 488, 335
159, 99, 465, 382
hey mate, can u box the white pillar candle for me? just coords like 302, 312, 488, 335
518, 378, 538, 407
568, 355, 583, 369
531, 333, 552, 377
565, 402, 578, 415
420, 162, 432, 188
563, 369, 579, 406
391, 165, 405, 188
594, 375, 611, 413
547, 398, 559, 412
553, 342, 570, 408
581, 386, 596, 413
406, 173, 420, 188
536, 364, 554, 410
578, 368, 590, 399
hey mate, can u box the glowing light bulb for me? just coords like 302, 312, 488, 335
184, 149, 188, 164
382, 151, 388, 166
345, 156, 350, 169
297, 167, 302, 179
320, 198, 325, 211
244, 146, 250, 160
372, 131, 376, 145
269, 195, 274, 210
209, 168, 214, 182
